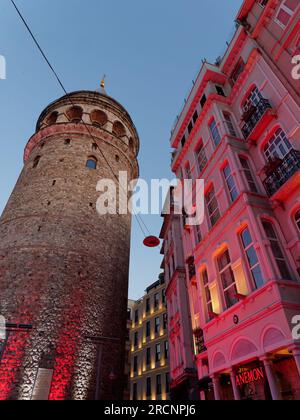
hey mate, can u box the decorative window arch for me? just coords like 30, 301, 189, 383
112, 121, 126, 138
66, 106, 83, 123
295, 209, 300, 233
90, 110, 108, 127
264, 128, 293, 161
46, 111, 59, 126
86, 156, 97, 170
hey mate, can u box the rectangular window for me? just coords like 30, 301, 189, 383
134, 332, 138, 348
164, 341, 169, 360
223, 112, 237, 137
202, 269, 213, 321
163, 313, 168, 330
209, 119, 221, 147
185, 164, 192, 180
134, 310, 139, 324
230, 59, 245, 85
193, 110, 199, 124
200, 94, 207, 108
206, 186, 221, 227
241, 227, 264, 289
239, 157, 258, 193
146, 298, 151, 314
156, 344, 161, 362
146, 321, 151, 338
146, 377, 152, 398
262, 221, 291, 280
162, 289, 166, 305
146, 348, 151, 367
154, 293, 159, 309
155, 317, 160, 334
216, 85, 226, 96
195, 140, 207, 174
223, 162, 238, 202
188, 121, 193, 134
156, 375, 162, 396
133, 356, 138, 374
218, 250, 238, 309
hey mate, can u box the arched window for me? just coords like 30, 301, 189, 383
264, 128, 293, 161
112, 121, 126, 138
209, 118, 221, 147
90, 110, 108, 127
46, 111, 59, 126
86, 157, 97, 170
66, 106, 83, 123
295, 210, 300, 232
33, 156, 41, 169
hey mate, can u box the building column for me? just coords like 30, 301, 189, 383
261, 356, 282, 401
211, 374, 222, 401
230, 368, 241, 401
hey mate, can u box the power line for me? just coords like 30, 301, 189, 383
10, 0, 152, 239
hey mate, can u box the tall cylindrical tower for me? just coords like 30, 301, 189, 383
0, 88, 139, 400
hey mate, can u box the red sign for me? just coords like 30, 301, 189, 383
236, 367, 264, 387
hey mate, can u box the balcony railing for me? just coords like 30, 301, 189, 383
241, 98, 273, 139
263, 149, 300, 196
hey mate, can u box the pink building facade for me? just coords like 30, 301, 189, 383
165, 0, 300, 400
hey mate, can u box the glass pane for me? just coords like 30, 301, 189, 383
221, 268, 235, 289
241, 228, 252, 249
225, 285, 238, 308
252, 266, 264, 289
246, 247, 259, 268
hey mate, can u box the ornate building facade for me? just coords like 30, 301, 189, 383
166, 0, 300, 400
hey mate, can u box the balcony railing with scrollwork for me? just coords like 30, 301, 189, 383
241, 98, 273, 139
263, 149, 300, 196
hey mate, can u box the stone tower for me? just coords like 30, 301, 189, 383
0, 87, 139, 400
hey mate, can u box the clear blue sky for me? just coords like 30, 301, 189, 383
0, 0, 243, 300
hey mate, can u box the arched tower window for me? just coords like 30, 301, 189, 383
112, 121, 126, 138
86, 156, 97, 170
264, 128, 293, 161
295, 210, 300, 233
90, 110, 108, 127
66, 106, 83, 123
46, 111, 59, 126
33, 156, 41, 169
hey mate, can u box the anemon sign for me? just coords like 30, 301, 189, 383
236, 367, 265, 387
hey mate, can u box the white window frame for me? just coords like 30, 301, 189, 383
274, 1, 296, 29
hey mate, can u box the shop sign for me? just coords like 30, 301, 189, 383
236, 367, 264, 387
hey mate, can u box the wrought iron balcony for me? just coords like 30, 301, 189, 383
241, 98, 273, 140
264, 149, 300, 196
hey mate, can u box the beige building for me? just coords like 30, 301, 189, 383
130, 275, 170, 401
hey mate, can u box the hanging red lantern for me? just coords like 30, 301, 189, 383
143, 236, 160, 248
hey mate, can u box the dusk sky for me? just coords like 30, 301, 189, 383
0, 0, 243, 300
